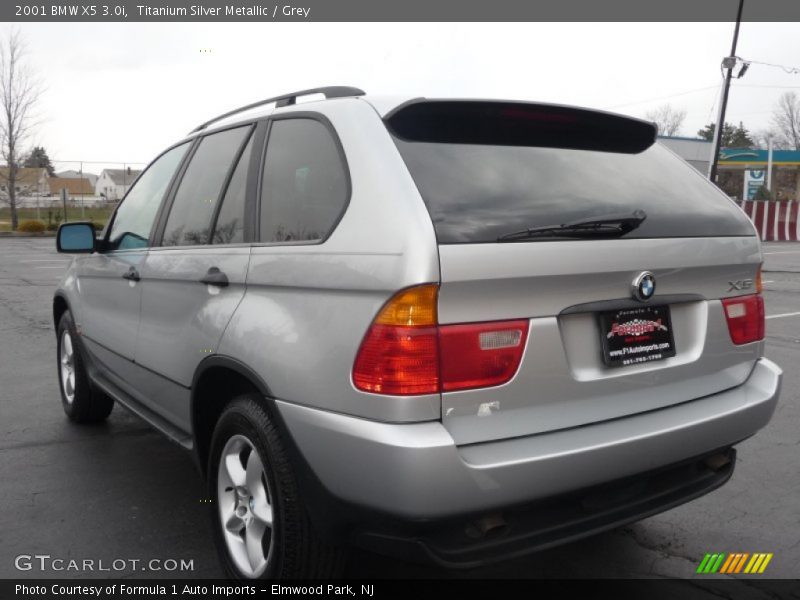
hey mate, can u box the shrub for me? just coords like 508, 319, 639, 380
753, 185, 774, 201
17, 219, 46, 233
91, 221, 105, 231
46, 222, 58, 232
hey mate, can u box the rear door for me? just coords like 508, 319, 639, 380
133, 123, 260, 429
388, 101, 762, 445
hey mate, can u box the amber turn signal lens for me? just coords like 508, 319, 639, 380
374, 284, 438, 327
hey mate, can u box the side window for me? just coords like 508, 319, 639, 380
212, 133, 254, 244
259, 118, 348, 243
162, 126, 251, 247
108, 143, 189, 250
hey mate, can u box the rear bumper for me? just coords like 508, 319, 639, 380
277, 357, 780, 522
353, 447, 737, 568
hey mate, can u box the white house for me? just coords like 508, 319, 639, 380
95, 168, 142, 200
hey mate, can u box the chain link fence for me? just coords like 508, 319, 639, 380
0, 160, 146, 231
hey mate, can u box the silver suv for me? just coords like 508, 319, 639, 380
54, 87, 782, 579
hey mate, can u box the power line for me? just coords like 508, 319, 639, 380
738, 58, 800, 75
604, 84, 719, 110
731, 83, 800, 89
706, 90, 719, 125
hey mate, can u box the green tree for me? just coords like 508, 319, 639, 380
23, 146, 55, 175
697, 121, 755, 148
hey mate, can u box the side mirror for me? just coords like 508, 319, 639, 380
57, 222, 96, 253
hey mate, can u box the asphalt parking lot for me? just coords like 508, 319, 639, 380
0, 237, 797, 581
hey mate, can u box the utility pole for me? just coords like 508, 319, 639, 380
60, 187, 67, 223
79, 161, 85, 220
708, 0, 745, 184
766, 137, 774, 194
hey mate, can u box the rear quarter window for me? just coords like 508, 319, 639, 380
259, 118, 348, 243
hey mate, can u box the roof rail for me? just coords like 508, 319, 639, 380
189, 86, 366, 133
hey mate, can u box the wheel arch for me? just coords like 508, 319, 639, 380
191, 355, 277, 476
53, 292, 70, 335
192, 355, 355, 541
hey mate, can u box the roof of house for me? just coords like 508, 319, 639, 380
0, 167, 48, 186
56, 170, 98, 185
48, 177, 95, 195
101, 169, 142, 186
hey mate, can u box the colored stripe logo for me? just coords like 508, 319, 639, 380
696, 553, 773, 574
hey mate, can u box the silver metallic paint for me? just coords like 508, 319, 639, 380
54, 94, 782, 525
274, 358, 781, 519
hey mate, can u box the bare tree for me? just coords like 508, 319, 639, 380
771, 91, 800, 151
752, 128, 780, 150
645, 104, 687, 137
0, 30, 41, 231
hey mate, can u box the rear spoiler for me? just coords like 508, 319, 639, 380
385, 100, 657, 154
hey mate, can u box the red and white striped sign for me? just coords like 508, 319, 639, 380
739, 200, 800, 241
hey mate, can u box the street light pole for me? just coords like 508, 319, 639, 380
708, 0, 745, 184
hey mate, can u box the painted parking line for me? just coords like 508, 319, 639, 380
764, 250, 800, 255
33, 266, 66, 269
766, 311, 800, 320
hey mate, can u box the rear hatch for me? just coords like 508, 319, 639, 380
387, 100, 762, 445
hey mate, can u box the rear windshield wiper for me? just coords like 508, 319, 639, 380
497, 210, 647, 242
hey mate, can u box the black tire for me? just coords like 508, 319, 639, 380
208, 394, 345, 579
56, 311, 114, 423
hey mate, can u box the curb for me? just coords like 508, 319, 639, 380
0, 232, 56, 238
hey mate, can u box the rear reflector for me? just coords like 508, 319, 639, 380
722, 294, 765, 345
352, 285, 529, 395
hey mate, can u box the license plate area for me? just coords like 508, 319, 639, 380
599, 305, 676, 367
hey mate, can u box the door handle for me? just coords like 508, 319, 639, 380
122, 267, 140, 282
200, 266, 229, 288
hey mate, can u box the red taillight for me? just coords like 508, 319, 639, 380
722, 294, 765, 345
352, 285, 529, 396
352, 324, 440, 395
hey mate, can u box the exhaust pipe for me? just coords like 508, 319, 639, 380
465, 513, 508, 539
704, 452, 732, 472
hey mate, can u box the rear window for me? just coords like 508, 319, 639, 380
388, 102, 754, 244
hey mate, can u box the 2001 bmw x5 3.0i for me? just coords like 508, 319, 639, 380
53, 87, 782, 579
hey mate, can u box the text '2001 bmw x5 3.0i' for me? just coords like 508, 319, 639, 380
53, 86, 782, 579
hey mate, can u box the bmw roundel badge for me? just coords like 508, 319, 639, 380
632, 271, 656, 302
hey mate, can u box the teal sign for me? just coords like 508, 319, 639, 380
745, 169, 765, 200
